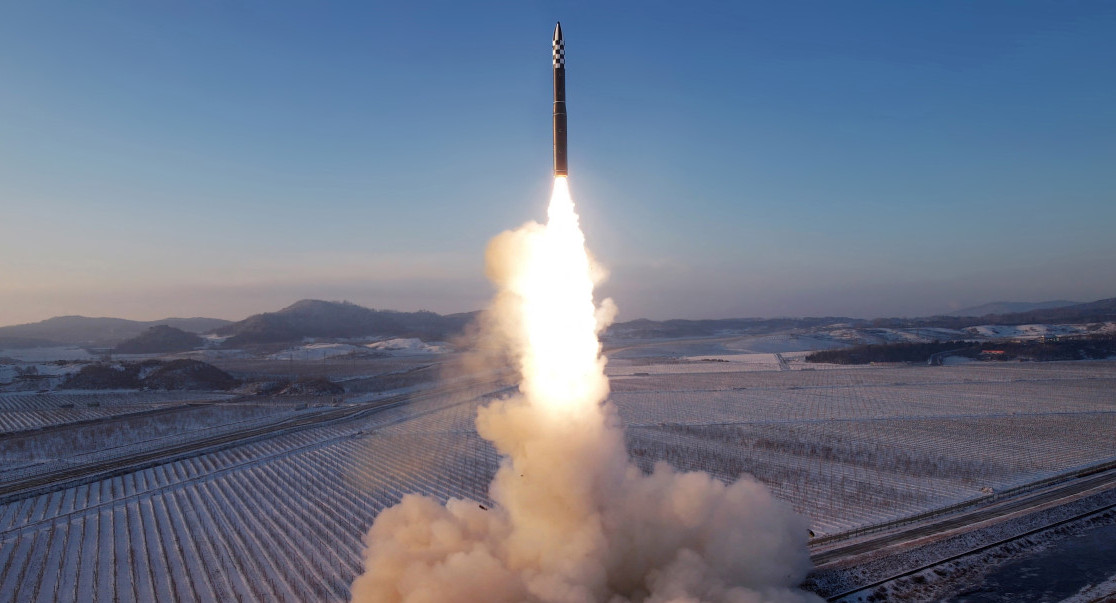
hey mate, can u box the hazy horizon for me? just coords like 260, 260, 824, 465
3, 3, 1114, 328
2, 288, 1112, 330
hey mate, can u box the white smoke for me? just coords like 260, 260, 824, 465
351, 178, 820, 603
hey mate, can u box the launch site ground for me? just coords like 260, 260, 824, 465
1, 335, 1114, 601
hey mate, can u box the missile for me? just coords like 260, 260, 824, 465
552, 21, 567, 177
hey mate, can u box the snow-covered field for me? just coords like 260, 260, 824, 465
603, 321, 1116, 355
266, 339, 451, 361
364, 338, 451, 355
609, 360, 1116, 536
0, 391, 495, 602
0, 395, 308, 481
964, 322, 1116, 340
0, 359, 1113, 600
267, 343, 372, 361
0, 391, 236, 435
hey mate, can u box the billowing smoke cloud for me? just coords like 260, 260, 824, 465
351, 178, 820, 602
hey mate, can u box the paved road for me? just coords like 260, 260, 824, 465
0, 381, 504, 505
815, 496, 1116, 602
811, 467, 1116, 567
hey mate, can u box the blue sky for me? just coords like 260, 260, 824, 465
1, 1, 1114, 324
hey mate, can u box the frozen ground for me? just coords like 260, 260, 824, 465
265, 339, 450, 361
601, 321, 1115, 359
0, 391, 237, 436
610, 359, 1116, 536
0, 388, 497, 602
364, 337, 450, 355
267, 343, 372, 361
964, 322, 1116, 340
0, 393, 306, 480
0, 355, 1112, 601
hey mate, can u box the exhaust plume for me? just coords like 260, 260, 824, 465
351, 177, 820, 602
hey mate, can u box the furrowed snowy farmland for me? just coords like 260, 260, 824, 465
1, 352, 1114, 601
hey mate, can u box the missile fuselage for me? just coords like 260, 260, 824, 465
552, 22, 567, 177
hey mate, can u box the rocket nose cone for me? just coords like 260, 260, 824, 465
553, 21, 563, 41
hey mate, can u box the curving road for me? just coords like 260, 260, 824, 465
811, 467, 1116, 568
817, 499, 1116, 601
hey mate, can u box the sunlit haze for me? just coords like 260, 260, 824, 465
2, 2, 1114, 325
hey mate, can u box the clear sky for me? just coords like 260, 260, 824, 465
2, 1, 1114, 325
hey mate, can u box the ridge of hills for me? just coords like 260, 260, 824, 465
213, 299, 477, 347
0, 316, 230, 348
114, 325, 205, 354
866, 297, 1116, 330
945, 300, 1081, 317
2, 296, 1114, 349
608, 298, 1116, 339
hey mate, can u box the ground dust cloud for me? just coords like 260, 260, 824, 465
350, 177, 820, 602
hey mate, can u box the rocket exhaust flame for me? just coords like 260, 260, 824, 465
350, 25, 819, 603
515, 177, 604, 415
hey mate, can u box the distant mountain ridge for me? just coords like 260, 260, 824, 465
4, 296, 1114, 349
214, 299, 477, 347
607, 297, 1116, 339
946, 300, 1081, 317
0, 316, 230, 348
971, 297, 1116, 325
114, 325, 205, 354
606, 317, 853, 339
865, 297, 1116, 331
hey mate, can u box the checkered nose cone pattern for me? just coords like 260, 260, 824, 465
553, 39, 564, 68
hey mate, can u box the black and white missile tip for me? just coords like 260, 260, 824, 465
553, 22, 564, 67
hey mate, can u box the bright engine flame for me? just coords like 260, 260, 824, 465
514, 177, 608, 415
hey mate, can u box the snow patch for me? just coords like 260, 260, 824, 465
268, 343, 369, 361
364, 338, 450, 355
963, 323, 1107, 340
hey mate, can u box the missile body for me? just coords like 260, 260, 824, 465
552, 22, 567, 177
